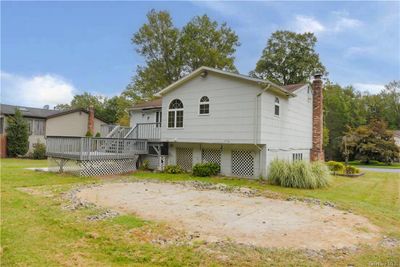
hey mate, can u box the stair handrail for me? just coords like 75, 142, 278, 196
124, 125, 138, 139
106, 125, 120, 138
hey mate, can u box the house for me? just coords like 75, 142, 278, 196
0, 104, 107, 157
128, 66, 324, 178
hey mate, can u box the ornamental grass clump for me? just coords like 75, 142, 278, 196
268, 159, 330, 189
311, 161, 331, 188
267, 159, 289, 186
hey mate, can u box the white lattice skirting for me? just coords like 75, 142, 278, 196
176, 147, 193, 171
231, 150, 255, 177
48, 157, 138, 176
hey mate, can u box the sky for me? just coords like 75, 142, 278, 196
1, 1, 399, 108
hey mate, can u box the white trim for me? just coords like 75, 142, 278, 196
198, 95, 210, 116
168, 99, 184, 129
156, 66, 295, 97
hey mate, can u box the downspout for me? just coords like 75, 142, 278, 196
254, 84, 271, 177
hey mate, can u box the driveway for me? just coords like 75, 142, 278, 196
359, 167, 400, 173
76, 181, 380, 250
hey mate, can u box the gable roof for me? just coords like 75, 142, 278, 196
156, 66, 296, 97
282, 83, 308, 93
0, 103, 62, 118
131, 98, 162, 110
46, 108, 107, 122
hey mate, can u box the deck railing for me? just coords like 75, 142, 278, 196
125, 123, 161, 140
100, 124, 117, 137
46, 136, 148, 160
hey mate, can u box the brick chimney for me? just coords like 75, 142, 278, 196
88, 105, 95, 136
310, 74, 324, 161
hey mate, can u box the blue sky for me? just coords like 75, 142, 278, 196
1, 1, 399, 108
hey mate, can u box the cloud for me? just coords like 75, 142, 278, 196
293, 15, 325, 34
333, 16, 362, 32
344, 46, 375, 58
291, 12, 362, 35
353, 83, 385, 94
1, 71, 76, 108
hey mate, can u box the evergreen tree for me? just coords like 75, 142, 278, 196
6, 109, 29, 157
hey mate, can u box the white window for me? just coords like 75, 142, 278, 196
293, 153, 303, 161
199, 96, 209, 115
168, 99, 184, 128
274, 97, 280, 116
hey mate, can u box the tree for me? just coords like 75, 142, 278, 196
180, 14, 239, 73
343, 119, 399, 164
323, 82, 366, 160
123, 10, 240, 99
6, 109, 29, 157
380, 81, 400, 129
54, 103, 71, 111
102, 96, 132, 126
251, 31, 326, 85
55, 92, 133, 125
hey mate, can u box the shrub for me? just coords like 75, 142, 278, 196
164, 165, 184, 174
85, 131, 93, 137
6, 109, 29, 157
95, 132, 101, 137
327, 161, 344, 174
344, 165, 360, 175
192, 162, 220, 177
268, 159, 330, 189
140, 159, 150, 170
32, 142, 46, 159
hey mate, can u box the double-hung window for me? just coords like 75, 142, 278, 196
168, 99, 184, 128
274, 97, 280, 116
199, 96, 209, 115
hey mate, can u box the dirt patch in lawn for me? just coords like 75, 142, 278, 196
75, 181, 381, 250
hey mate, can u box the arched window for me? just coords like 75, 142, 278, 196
274, 97, 280, 116
168, 99, 184, 128
199, 96, 210, 115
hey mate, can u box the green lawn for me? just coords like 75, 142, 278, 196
347, 160, 400, 169
1, 158, 399, 266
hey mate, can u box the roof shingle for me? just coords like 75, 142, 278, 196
0, 104, 62, 118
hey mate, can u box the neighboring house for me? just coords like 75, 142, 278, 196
394, 130, 400, 147
0, 104, 107, 157
129, 66, 324, 178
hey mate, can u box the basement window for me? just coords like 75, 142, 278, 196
274, 97, 280, 116
292, 153, 303, 161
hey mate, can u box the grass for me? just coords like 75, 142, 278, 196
347, 160, 400, 169
1, 158, 400, 266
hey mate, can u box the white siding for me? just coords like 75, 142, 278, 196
260, 85, 313, 155
130, 109, 161, 127
161, 73, 262, 144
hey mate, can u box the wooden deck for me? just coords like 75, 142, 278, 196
46, 136, 148, 161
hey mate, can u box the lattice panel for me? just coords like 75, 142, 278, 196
176, 147, 193, 171
48, 157, 81, 175
231, 150, 255, 177
80, 157, 138, 176
202, 148, 222, 166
